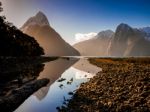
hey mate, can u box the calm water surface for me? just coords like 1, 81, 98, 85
15, 57, 101, 112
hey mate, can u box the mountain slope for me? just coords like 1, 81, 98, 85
21, 11, 79, 56
73, 30, 114, 56
140, 27, 150, 34
108, 23, 150, 56
139, 27, 150, 40
74, 23, 150, 56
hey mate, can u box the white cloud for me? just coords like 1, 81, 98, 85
75, 32, 97, 43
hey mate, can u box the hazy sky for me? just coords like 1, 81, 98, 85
1, 0, 150, 44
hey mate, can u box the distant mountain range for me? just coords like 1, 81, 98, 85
74, 23, 150, 56
140, 27, 150, 34
21, 11, 79, 56
20, 11, 150, 56
139, 27, 150, 40
74, 30, 114, 56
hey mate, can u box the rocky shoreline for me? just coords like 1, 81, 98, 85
59, 58, 150, 112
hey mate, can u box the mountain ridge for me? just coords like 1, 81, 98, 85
74, 23, 150, 56
74, 30, 114, 56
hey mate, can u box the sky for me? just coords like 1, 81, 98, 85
1, 0, 150, 44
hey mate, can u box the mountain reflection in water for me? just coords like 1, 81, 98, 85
15, 57, 101, 112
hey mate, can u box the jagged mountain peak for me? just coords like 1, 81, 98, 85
140, 27, 150, 34
139, 27, 150, 40
35, 11, 48, 23
36, 11, 45, 17
117, 23, 132, 31
21, 11, 50, 30
115, 23, 145, 38
96, 30, 114, 38
114, 23, 135, 39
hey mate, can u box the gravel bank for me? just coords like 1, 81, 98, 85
59, 58, 150, 112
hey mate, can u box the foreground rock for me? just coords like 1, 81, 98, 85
0, 78, 49, 112
59, 58, 150, 112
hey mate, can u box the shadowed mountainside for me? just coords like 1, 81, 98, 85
74, 30, 114, 56
109, 23, 150, 56
74, 23, 150, 56
21, 12, 80, 56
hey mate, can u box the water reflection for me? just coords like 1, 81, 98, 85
15, 57, 101, 112
0, 59, 48, 112
73, 58, 101, 74
0, 63, 45, 97
74, 68, 95, 79
35, 58, 78, 100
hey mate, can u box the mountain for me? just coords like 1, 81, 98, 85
22, 11, 50, 30
74, 23, 150, 56
108, 23, 150, 56
139, 27, 150, 40
21, 11, 79, 56
96, 30, 114, 39
140, 27, 150, 34
73, 30, 114, 56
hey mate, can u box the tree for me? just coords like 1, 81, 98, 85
0, 2, 3, 12
0, 2, 44, 56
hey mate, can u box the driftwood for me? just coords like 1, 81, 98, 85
0, 78, 49, 112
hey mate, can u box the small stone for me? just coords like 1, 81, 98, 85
107, 101, 112, 106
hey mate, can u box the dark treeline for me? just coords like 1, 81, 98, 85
0, 2, 44, 56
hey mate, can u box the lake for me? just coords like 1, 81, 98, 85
15, 57, 101, 112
